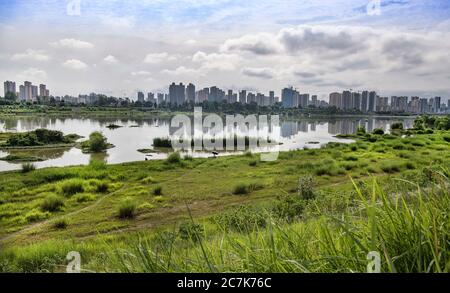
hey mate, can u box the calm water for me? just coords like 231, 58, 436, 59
0, 116, 415, 172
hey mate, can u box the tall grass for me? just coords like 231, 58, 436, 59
100, 170, 449, 273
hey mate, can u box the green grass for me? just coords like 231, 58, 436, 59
0, 124, 449, 273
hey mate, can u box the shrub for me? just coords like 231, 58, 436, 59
215, 206, 267, 232
381, 162, 403, 173
298, 175, 315, 200
249, 160, 258, 167
41, 194, 64, 212
24, 210, 50, 223
272, 195, 305, 223
96, 182, 109, 193
60, 179, 84, 196
73, 193, 96, 203
372, 128, 385, 135
118, 198, 137, 219
153, 186, 163, 196
356, 126, 366, 135
443, 135, 450, 143
178, 222, 204, 242
153, 137, 172, 148
84, 131, 108, 153
344, 155, 358, 161
405, 162, 416, 170
166, 152, 181, 164
391, 122, 404, 130
53, 218, 68, 229
21, 163, 36, 173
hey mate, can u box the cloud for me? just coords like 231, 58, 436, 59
161, 66, 199, 76
18, 68, 47, 80
241, 67, 275, 79
192, 51, 240, 71
221, 33, 281, 55
100, 15, 135, 29
143, 52, 176, 64
103, 55, 118, 64
51, 38, 94, 49
62, 59, 88, 70
131, 70, 151, 76
11, 49, 50, 61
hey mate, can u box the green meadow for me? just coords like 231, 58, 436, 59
0, 116, 449, 273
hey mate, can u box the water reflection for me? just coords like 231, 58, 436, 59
0, 116, 415, 171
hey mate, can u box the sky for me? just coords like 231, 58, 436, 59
1, 0, 450, 101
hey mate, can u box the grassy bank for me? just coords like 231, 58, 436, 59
0, 121, 449, 272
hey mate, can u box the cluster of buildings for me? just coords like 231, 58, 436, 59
3, 80, 449, 114
4, 80, 50, 102
137, 83, 280, 107
326, 90, 446, 114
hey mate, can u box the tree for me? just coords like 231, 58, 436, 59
88, 131, 108, 152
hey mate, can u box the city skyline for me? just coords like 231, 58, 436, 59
1, 1, 450, 100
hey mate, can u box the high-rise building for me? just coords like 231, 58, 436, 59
186, 83, 195, 102
39, 84, 48, 97
227, 90, 233, 103
342, 91, 352, 110
376, 96, 389, 112
19, 85, 25, 100
4, 81, 16, 97
361, 91, 369, 112
137, 92, 145, 103
24, 81, 32, 101
239, 90, 247, 104
311, 95, 318, 107
269, 91, 275, 105
299, 94, 309, 108
281, 87, 299, 108
433, 97, 441, 113
169, 82, 186, 105
157, 93, 165, 104
352, 92, 361, 110
368, 91, 377, 112
31, 85, 38, 101
419, 98, 428, 113
329, 92, 342, 109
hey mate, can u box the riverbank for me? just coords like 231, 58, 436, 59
0, 122, 449, 272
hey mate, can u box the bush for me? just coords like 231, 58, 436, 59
391, 123, 404, 130
344, 155, 358, 161
178, 222, 204, 242
21, 163, 36, 173
372, 128, 385, 135
381, 162, 403, 173
118, 199, 137, 219
443, 135, 450, 143
215, 206, 267, 232
166, 152, 181, 164
84, 132, 108, 153
153, 186, 163, 196
153, 137, 172, 148
272, 195, 305, 223
59, 179, 84, 196
96, 182, 109, 193
249, 160, 258, 167
356, 126, 366, 135
298, 175, 315, 200
41, 194, 64, 212
53, 218, 68, 229
73, 193, 96, 203
24, 210, 50, 223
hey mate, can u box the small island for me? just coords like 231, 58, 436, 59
0, 129, 82, 150
106, 124, 122, 130
79, 131, 115, 153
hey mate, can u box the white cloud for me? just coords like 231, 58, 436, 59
131, 70, 151, 76
51, 38, 94, 49
143, 52, 177, 64
11, 49, 50, 61
62, 59, 88, 70
100, 15, 135, 29
18, 68, 47, 80
161, 66, 199, 76
192, 51, 240, 71
221, 33, 281, 55
103, 55, 118, 64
